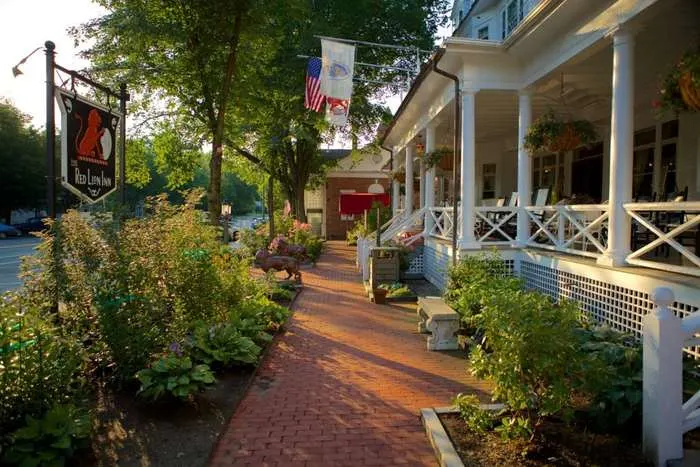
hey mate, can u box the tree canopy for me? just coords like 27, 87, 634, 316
0, 99, 45, 223
73, 0, 447, 220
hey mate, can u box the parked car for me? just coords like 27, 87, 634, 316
13, 217, 47, 235
0, 223, 22, 239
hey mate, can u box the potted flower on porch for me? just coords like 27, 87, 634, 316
657, 46, 700, 113
390, 168, 406, 184
524, 110, 598, 154
422, 147, 454, 171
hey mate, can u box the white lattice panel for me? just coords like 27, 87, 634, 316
520, 260, 700, 357
408, 247, 424, 274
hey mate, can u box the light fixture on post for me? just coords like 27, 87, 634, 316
221, 201, 232, 243
11, 46, 43, 77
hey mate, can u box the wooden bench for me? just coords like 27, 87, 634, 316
417, 297, 460, 351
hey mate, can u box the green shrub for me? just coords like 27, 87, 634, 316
470, 291, 583, 439
574, 326, 643, 431
2, 403, 90, 467
231, 297, 290, 340
0, 294, 83, 436
188, 322, 261, 367
453, 393, 496, 434
444, 251, 521, 332
377, 282, 414, 298
135, 349, 216, 401
238, 228, 269, 255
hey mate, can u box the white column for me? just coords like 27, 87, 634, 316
599, 29, 634, 267
424, 124, 437, 235
459, 90, 479, 249
643, 287, 683, 467
516, 92, 532, 247
405, 144, 414, 215
392, 150, 400, 215
419, 157, 426, 209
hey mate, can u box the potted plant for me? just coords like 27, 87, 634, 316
524, 110, 597, 154
390, 168, 406, 184
657, 46, 700, 113
422, 147, 454, 171
372, 286, 388, 304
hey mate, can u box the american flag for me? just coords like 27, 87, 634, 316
305, 57, 325, 112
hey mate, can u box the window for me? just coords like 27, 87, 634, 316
501, 10, 506, 39
660, 120, 679, 198
532, 153, 564, 192
477, 26, 489, 40
501, 0, 526, 39
633, 127, 655, 200
482, 163, 497, 199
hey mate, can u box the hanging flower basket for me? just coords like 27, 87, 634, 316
423, 147, 454, 171
390, 170, 406, 184
524, 111, 597, 154
657, 47, 700, 113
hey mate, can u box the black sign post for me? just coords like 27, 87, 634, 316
45, 41, 129, 209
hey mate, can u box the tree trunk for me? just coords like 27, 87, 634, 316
267, 176, 275, 242
208, 143, 222, 224
295, 188, 306, 223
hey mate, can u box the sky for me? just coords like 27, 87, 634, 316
0, 0, 106, 127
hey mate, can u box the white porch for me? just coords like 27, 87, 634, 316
372, 0, 700, 283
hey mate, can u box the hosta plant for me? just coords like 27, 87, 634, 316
188, 322, 261, 367
135, 349, 216, 401
2, 404, 90, 467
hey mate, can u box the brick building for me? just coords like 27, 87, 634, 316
305, 149, 391, 240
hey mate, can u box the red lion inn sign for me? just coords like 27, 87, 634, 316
56, 89, 122, 203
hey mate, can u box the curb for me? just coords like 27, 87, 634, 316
421, 404, 505, 467
421, 407, 464, 467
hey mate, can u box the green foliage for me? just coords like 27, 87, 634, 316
470, 291, 583, 438
658, 46, 700, 114
2, 404, 90, 467
453, 394, 495, 434
230, 297, 290, 341
422, 147, 452, 169
188, 321, 261, 367
0, 99, 45, 222
135, 352, 216, 401
377, 283, 414, 298
0, 294, 83, 436
524, 110, 598, 154
574, 326, 643, 431
444, 251, 521, 333
238, 228, 269, 255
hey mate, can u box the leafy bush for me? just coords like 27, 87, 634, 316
453, 393, 496, 434
188, 321, 261, 367
444, 251, 521, 333
135, 349, 216, 401
2, 404, 90, 467
377, 282, 414, 298
238, 228, 269, 255
0, 294, 83, 436
574, 326, 643, 431
231, 297, 290, 339
470, 291, 583, 439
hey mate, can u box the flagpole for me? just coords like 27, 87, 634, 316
313, 35, 434, 54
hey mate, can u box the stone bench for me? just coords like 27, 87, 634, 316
417, 297, 460, 351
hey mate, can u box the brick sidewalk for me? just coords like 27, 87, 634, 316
209, 242, 490, 467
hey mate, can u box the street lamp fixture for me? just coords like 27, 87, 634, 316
221, 202, 232, 243
11, 46, 43, 77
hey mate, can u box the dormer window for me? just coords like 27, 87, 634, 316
477, 26, 489, 40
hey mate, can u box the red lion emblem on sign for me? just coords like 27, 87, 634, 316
75, 109, 105, 159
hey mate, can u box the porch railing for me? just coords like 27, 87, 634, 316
625, 201, 700, 278
525, 204, 609, 259
475, 206, 518, 245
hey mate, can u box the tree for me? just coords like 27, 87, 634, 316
226, 0, 446, 220
0, 99, 45, 223
72, 0, 278, 223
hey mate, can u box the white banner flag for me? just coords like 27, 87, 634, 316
320, 39, 355, 100
326, 97, 351, 127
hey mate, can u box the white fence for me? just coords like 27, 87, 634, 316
643, 287, 700, 466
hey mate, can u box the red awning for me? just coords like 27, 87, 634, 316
339, 193, 390, 216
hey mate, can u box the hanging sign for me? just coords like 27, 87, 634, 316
56, 89, 121, 203
320, 39, 355, 100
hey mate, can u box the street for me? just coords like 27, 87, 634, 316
0, 237, 41, 293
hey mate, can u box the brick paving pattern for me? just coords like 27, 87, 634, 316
209, 242, 490, 467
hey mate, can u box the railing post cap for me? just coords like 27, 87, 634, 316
652, 287, 675, 308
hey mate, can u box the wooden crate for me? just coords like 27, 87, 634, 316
369, 247, 400, 289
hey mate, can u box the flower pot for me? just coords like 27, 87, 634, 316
373, 288, 388, 304
546, 124, 581, 153
393, 173, 406, 184
680, 72, 700, 111
438, 153, 454, 171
